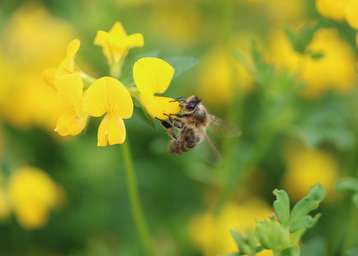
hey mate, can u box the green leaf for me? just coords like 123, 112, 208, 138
289, 184, 325, 232
273, 189, 290, 226
255, 219, 291, 251
165, 56, 199, 79
230, 230, 258, 256
230, 229, 244, 248
289, 214, 321, 232
337, 177, 358, 193
285, 22, 320, 54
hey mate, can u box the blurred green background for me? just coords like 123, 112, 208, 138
0, 0, 358, 255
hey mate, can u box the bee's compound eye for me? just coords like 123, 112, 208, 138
186, 101, 197, 111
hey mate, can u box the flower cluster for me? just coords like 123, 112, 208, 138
0, 167, 63, 229
44, 22, 180, 146
269, 29, 355, 97
284, 145, 339, 201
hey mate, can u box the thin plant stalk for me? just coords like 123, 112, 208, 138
120, 140, 155, 255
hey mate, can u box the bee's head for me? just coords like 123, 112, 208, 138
182, 95, 201, 112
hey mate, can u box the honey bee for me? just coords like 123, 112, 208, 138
159, 95, 224, 157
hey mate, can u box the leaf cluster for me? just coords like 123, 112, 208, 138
230, 184, 326, 256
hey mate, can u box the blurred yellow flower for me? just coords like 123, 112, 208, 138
4, 4, 73, 69
316, 0, 349, 21
190, 200, 272, 256
149, 2, 201, 47
0, 53, 16, 114
3, 73, 60, 130
0, 4, 74, 131
198, 47, 253, 106
284, 147, 339, 201
94, 22, 144, 70
263, 0, 305, 25
84, 77, 133, 146
269, 29, 355, 98
8, 167, 63, 229
133, 57, 180, 120
345, 0, 358, 29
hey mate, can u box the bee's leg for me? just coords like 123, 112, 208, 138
156, 118, 178, 140
158, 119, 172, 129
163, 114, 184, 129
168, 112, 192, 118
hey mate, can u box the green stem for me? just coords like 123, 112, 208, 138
120, 141, 155, 255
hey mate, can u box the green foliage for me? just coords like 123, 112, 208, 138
285, 22, 321, 55
289, 185, 325, 232
273, 189, 290, 226
230, 185, 326, 256
165, 57, 199, 79
337, 177, 358, 207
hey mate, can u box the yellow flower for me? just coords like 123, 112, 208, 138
316, 0, 349, 21
269, 29, 355, 98
94, 22, 144, 67
284, 147, 339, 201
4, 4, 73, 69
8, 167, 63, 229
345, 0, 358, 29
43, 39, 87, 136
54, 73, 87, 136
43, 38, 81, 89
149, 2, 201, 47
190, 200, 272, 256
197, 47, 253, 106
84, 77, 133, 146
133, 57, 180, 119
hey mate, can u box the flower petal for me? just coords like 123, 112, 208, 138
55, 111, 87, 136
94, 30, 109, 46
55, 73, 84, 113
14, 204, 48, 229
346, 0, 358, 29
110, 22, 127, 38
125, 33, 144, 48
42, 68, 57, 90
97, 114, 126, 146
59, 39, 80, 74
133, 57, 175, 95
139, 94, 180, 120
84, 76, 133, 118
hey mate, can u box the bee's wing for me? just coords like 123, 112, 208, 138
208, 114, 242, 138
204, 132, 222, 161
